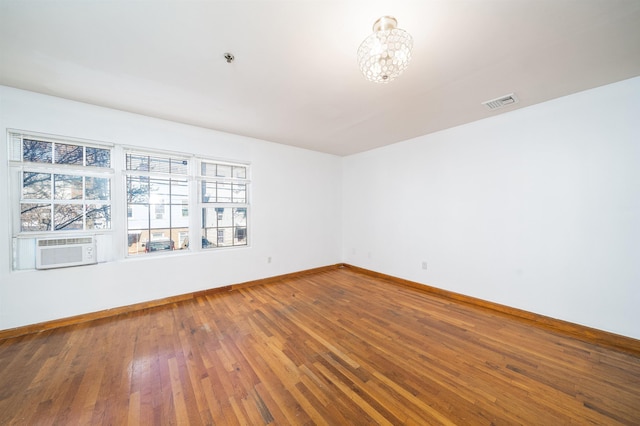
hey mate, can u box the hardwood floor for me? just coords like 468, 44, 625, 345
1, 267, 639, 425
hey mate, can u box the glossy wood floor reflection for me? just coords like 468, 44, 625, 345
1, 268, 640, 425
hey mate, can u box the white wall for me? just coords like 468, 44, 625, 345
343, 77, 640, 339
3, 78, 639, 340
0, 86, 342, 330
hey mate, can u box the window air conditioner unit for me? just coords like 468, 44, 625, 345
35, 236, 97, 270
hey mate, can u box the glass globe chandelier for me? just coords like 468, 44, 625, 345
357, 16, 413, 83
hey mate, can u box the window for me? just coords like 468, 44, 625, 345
200, 161, 249, 248
8, 130, 250, 269
125, 151, 189, 255
10, 133, 112, 234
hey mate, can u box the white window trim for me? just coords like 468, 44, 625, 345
198, 158, 251, 249
8, 129, 115, 237
7, 131, 251, 270
123, 147, 251, 256
8, 129, 117, 270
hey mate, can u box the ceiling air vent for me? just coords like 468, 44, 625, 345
482, 93, 519, 110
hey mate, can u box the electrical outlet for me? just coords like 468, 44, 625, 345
422, 261, 428, 270
267, 256, 272, 263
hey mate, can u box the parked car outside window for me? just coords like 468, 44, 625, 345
144, 240, 174, 252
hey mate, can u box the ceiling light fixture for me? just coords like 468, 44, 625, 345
357, 16, 413, 83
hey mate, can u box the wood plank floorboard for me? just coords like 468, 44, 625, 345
1, 267, 639, 425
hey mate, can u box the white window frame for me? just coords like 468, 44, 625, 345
198, 158, 250, 249
123, 149, 250, 255
123, 149, 192, 256
7, 131, 251, 269
7, 129, 115, 270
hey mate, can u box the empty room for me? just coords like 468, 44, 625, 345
1, 1, 639, 424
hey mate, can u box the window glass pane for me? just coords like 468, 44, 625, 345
126, 153, 150, 171
150, 205, 170, 228
127, 231, 146, 254
23, 139, 52, 163
23, 172, 51, 199
232, 183, 246, 203
217, 182, 232, 202
201, 207, 247, 247
86, 147, 111, 168
202, 181, 216, 202
217, 227, 233, 247
218, 208, 233, 227
130, 230, 152, 255
171, 179, 189, 204
177, 231, 190, 250
21, 203, 51, 231
200, 232, 214, 249
171, 179, 189, 195
215, 207, 224, 220
201, 163, 215, 177
144, 157, 189, 175
54, 204, 84, 230
86, 204, 111, 229
127, 176, 149, 203
55, 143, 83, 165
233, 166, 247, 179
54, 174, 83, 200
170, 158, 188, 175
148, 156, 172, 173
170, 205, 189, 225
86, 177, 110, 200
200, 182, 245, 203
128, 204, 150, 229
149, 178, 171, 200
155, 204, 166, 217
234, 208, 247, 226
202, 208, 216, 227
235, 227, 248, 245
216, 164, 232, 178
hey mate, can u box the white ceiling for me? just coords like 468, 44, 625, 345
1, 1, 639, 156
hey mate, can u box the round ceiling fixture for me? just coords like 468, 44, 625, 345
357, 16, 413, 83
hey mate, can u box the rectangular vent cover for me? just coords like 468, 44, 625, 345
482, 93, 519, 110
36, 237, 97, 269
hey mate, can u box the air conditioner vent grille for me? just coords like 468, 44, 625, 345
482, 93, 519, 110
36, 236, 97, 269
38, 237, 94, 247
